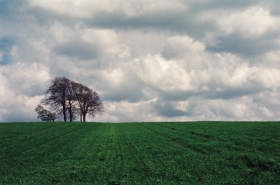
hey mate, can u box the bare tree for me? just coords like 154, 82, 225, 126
65, 80, 76, 122
86, 91, 104, 121
42, 77, 72, 122
73, 83, 104, 122
35, 105, 57, 122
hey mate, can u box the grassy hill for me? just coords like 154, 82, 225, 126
1, 121, 280, 184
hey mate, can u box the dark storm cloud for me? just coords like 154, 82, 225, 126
159, 90, 195, 101
193, 1, 253, 10
206, 33, 279, 57
87, 9, 216, 39
161, 43, 185, 60
4, 110, 36, 122
102, 86, 144, 103
271, 6, 280, 16
153, 99, 188, 118
25, 6, 83, 27
54, 40, 101, 60
158, 83, 262, 102
184, 0, 277, 12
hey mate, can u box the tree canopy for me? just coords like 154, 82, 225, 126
36, 77, 104, 122
34, 105, 57, 122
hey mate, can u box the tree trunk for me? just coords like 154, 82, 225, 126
83, 113, 86, 122
69, 106, 73, 122
69, 100, 73, 122
63, 105, 66, 122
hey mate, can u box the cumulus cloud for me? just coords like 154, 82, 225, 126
0, 71, 43, 122
218, 6, 278, 37
206, 6, 280, 57
0, 0, 280, 122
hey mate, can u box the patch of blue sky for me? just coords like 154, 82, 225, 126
0, 37, 15, 66
0, 0, 22, 19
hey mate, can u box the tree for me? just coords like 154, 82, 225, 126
40, 77, 104, 122
35, 105, 56, 122
65, 79, 76, 122
42, 77, 68, 122
73, 82, 104, 122
41, 77, 77, 122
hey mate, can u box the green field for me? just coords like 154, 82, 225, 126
0, 122, 280, 184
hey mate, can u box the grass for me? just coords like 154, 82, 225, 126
0, 121, 280, 184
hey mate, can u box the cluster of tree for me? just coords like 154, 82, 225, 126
35, 77, 104, 122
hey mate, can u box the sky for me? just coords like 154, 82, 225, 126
0, 0, 280, 122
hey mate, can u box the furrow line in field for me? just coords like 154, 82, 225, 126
66, 124, 103, 159
139, 124, 207, 155
92, 124, 115, 183
92, 124, 125, 184
112, 125, 125, 184
81, 125, 109, 182
0, 123, 79, 151
27, 123, 63, 133
120, 126, 155, 184
152, 122, 183, 132
0, 123, 59, 140
150, 123, 220, 142
118, 124, 147, 183
114, 125, 124, 184
0, 125, 95, 183
3, 123, 91, 158
41, 124, 107, 184
40, 123, 95, 158
155, 123, 217, 140
148, 124, 228, 155
129, 124, 204, 184
188, 131, 215, 140
0, 123, 57, 142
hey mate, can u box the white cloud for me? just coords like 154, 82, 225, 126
28, 0, 118, 18
0, 72, 44, 122
206, 97, 257, 120
28, 0, 187, 19
136, 54, 195, 92
101, 69, 125, 88
218, 6, 279, 37
248, 67, 280, 89
94, 99, 159, 122
138, 1, 187, 16
162, 36, 205, 60
0, 73, 10, 102
48, 23, 130, 65
0, 63, 50, 96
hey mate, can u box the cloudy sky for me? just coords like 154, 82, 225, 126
1, 0, 280, 122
